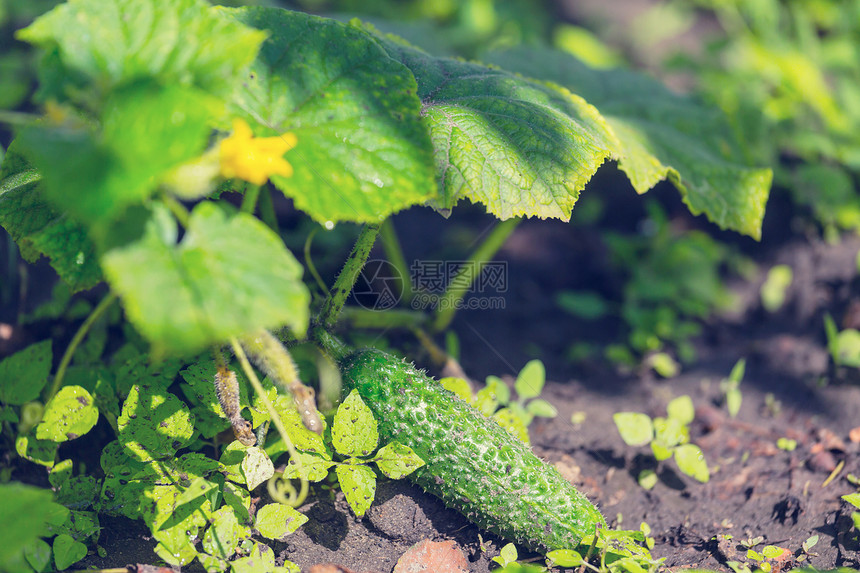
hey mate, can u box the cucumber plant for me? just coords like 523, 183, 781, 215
0, 0, 771, 569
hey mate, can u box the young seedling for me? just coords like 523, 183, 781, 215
720, 358, 746, 418
280, 390, 424, 517
614, 395, 710, 486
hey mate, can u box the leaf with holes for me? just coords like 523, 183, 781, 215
36, 386, 98, 443
332, 389, 379, 458
336, 464, 377, 518
255, 503, 308, 541
117, 385, 194, 462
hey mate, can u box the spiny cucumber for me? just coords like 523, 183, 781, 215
340, 348, 605, 552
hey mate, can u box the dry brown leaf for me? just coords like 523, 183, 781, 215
393, 539, 469, 573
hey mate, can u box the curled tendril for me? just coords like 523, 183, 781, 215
267, 471, 309, 507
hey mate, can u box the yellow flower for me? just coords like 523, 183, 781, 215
219, 119, 298, 185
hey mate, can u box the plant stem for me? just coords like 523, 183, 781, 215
303, 228, 328, 293
312, 327, 351, 363
258, 185, 279, 232
239, 183, 261, 214
47, 292, 117, 403
432, 217, 519, 331
316, 223, 380, 329
162, 194, 191, 227
379, 218, 413, 303
0, 110, 40, 125
229, 337, 309, 506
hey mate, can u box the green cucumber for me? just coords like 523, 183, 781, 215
340, 348, 605, 552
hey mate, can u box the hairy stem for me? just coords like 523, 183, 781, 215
316, 223, 380, 329
258, 185, 279, 233
432, 218, 519, 331
47, 292, 117, 402
229, 337, 309, 507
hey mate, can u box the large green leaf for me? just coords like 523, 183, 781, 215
485, 47, 772, 239
0, 145, 101, 291
17, 0, 266, 99
226, 8, 436, 223
102, 202, 309, 355
16, 82, 217, 225
368, 31, 620, 220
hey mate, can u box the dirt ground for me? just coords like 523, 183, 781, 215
58, 173, 860, 572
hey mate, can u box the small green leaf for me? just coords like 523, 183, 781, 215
803, 534, 819, 551
176, 476, 220, 507
371, 441, 425, 479
728, 358, 746, 384
475, 376, 509, 415
117, 385, 195, 462
761, 265, 793, 312
15, 431, 58, 468
526, 398, 557, 418
332, 390, 378, 458
666, 395, 695, 426
335, 464, 376, 517
55, 476, 101, 510
281, 451, 335, 482
440, 377, 473, 402
726, 388, 742, 418
674, 444, 709, 483
653, 416, 689, 449
842, 492, 860, 509
255, 503, 308, 541
202, 506, 250, 560
761, 545, 784, 559
495, 543, 518, 566
650, 441, 673, 462
515, 360, 545, 399
219, 441, 251, 484
241, 447, 274, 491
227, 8, 436, 224
152, 523, 199, 567
555, 290, 610, 320
23, 538, 51, 573
546, 548, 582, 567
776, 437, 797, 452
492, 407, 530, 444
230, 542, 276, 573
0, 340, 52, 405
649, 352, 679, 378
613, 412, 654, 447
836, 329, 860, 368
637, 469, 658, 490
36, 386, 98, 442
52, 534, 86, 571
102, 203, 310, 356
222, 482, 251, 523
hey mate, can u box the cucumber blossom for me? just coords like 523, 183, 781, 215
340, 348, 605, 552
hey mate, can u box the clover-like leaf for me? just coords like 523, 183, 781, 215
372, 441, 425, 479
613, 412, 654, 447
102, 202, 310, 356
36, 386, 98, 443
368, 32, 619, 221
332, 390, 378, 458
485, 47, 772, 239
53, 533, 87, 571
674, 443, 709, 483
335, 464, 376, 518
241, 446, 274, 491
0, 147, 101, 291
227, 8, 436, 224
117, 385, 194, 462
255, 503, 308, 541
23, 538, 51, 573
0, 339, 51, 405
